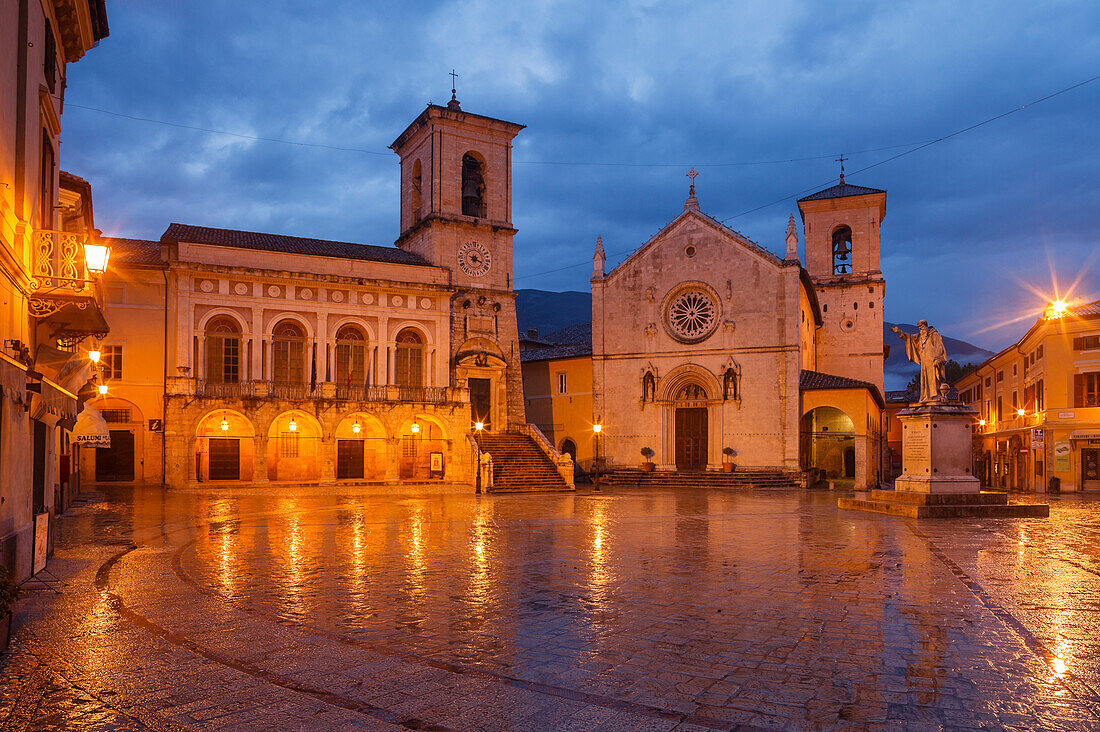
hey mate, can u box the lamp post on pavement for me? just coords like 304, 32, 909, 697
474, 421, 484, 495
593, 422, 602, 492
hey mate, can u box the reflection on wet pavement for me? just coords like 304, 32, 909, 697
3, 485, 1100, 730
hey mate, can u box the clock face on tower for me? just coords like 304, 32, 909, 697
458, 241, 492, 277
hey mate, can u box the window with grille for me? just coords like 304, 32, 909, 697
557, 372, 567, 394
279, 432, 299, 458
402, 435, 420, 457
102, 346, 123, 381
100, 409, 131, 423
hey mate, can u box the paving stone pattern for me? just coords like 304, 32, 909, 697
2, 485, 1099, 730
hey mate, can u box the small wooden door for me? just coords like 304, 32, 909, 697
675, 407, 708, 471
470, 377, 491, 430
208, 438, 240, 481
337, 439, 365, 479
96, 430, 135, 482
1083, 449, 1100, 491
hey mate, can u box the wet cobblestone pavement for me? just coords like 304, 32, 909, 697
3, 486, 1100, 730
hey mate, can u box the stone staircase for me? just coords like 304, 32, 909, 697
476, 431, 573, 492
603, 468, 802, 490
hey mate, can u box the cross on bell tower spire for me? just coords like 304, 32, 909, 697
447, 69, 461, 110
835, 155, 847, 184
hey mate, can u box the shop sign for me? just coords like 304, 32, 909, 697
1054, 442, 1072, 472
1031, 428, 1044, 450
1058, 411, 1075, 419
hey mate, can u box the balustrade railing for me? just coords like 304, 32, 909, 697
31, 229, 90, 293
176, 378, 460, 404
199, 380, 253, 398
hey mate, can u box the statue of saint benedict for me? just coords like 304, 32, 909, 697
891, 320, 948, 403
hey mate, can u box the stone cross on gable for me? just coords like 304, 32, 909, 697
686, 167, 699, 194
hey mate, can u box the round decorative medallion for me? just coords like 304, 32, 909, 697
299, 288, 313, 300
458, 241, 492, 277
420, 298, 432, 309
331, 291, 344, 303
199, 280, 215, 292
391, 295, 403, 306
267, 285, 281, 297
685, 245, 697, 258
362, 293, 374, 305
840, 317, 856, 333
665, 287, 719, 343
234, 282, 248, 295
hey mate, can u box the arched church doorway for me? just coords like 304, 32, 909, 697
674, 384, 708, 471
800, 407, 856, 482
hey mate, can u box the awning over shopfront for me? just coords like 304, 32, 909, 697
0, 354, 27, 405
73, 405, 111, 448
1069, 430, 1100, 441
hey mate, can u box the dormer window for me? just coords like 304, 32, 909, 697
831, 226, 853, 275
461, 153, 485, 217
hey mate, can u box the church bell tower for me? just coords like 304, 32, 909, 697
390, 93, 527, 428
797, 174, 887, 394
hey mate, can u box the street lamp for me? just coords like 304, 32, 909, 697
474, 421, 484, 495
352, 421, 361, 434
220, 416, 229, 432
88, 348, 100, 363
411, 422, 420, 435
83, 241, 111, 276
288, 417, 298, 432
593, 422, 602, 492
1017, 408, 1025, 417
97, 383, 108, 395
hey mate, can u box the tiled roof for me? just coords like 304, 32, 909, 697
162, 224, 432, 266
800, 369, 885, 408
798, 182, 886, 202
885, 388, 916, 404
1066, 299, 1100, 318
105, 237, 163, 266
520, 323, 593, 363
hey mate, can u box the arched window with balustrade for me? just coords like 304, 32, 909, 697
335, 325, 367, 388
394, 328, 424, 388
206, 317, 241, 384
272, 320, 306, 384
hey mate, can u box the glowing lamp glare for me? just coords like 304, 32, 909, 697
97, 383, 108, 395
351, 421, 361, 434
1017, 408, 1025, 416
474, 421, 484, 432
410, 422, 420, 434
593, 423, 602, 434
83, 242, 111, 275
979, 419, 986, 426
288, 418, 297, 432
220, 418, 229, 431
88, 349, 100, 363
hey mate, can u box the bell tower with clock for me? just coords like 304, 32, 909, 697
390, 95, 528, 428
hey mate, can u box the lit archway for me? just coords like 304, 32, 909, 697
800, 406, 856, 480
266, 411, 322, 483
334, 412, 387, 481
196, 409, 255, 482
398, 416, 447, 481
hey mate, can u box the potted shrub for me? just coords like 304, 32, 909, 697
722, 447, 736, 473
0, 565, 17, 654
640, 447, 655, 471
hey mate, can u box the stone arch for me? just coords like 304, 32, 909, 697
831, 224, 853, 275
397, 414, 450, 481
265, 312, 315, 340
461, 150, 487, 217
799, 406, 856, 480
197, 307, 251, 334
83, 396, 146, 483
195, 408, 256, 482
266, 410, 323, 483
388, 320, 433, 345
334, 411, 388, 481
657, 363, 721, 403
328, 315, 376, 343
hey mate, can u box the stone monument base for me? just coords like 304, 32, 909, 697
839, 489, 1049, 519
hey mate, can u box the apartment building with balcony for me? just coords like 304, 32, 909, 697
955, 299, 1100, 493
1, 0, 108, 580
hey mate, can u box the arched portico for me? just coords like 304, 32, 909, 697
334, 412, 387, 480
800, 406, 856, 482
266, 410, 322, 483
196, 409, 255, 482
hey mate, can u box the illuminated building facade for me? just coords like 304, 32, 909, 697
523, 178, 887, 488
0, 0, 109, 581
956, 299, 1100, 493
82, 99, 574, 490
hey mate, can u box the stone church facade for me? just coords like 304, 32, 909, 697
81, 98, 574, 490
525, 176, 887, 489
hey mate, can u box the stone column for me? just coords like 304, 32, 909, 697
254, 436, 269, 485
320, 437, 336, 484
384, 437, 400, 483
196, 335, 206, 379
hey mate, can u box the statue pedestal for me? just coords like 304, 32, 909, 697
894, 403, 980, 494
838, 400, 1049, 519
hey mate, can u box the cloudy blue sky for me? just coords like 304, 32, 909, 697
63, 1, 1099, 351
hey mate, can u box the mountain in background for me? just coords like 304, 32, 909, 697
516, 289, 993, 390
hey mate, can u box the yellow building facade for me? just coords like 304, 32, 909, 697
956, 299, 1100, 493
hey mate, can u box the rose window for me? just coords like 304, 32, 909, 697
667, 289, 718, 342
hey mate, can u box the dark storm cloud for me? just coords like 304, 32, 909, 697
62, 0, 1100, 350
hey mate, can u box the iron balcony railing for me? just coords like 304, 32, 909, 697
188, 379, 455, 404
